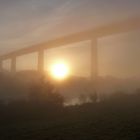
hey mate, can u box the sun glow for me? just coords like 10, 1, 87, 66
50, 62, 69, 80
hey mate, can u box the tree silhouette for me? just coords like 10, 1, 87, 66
29, 75, 64, 107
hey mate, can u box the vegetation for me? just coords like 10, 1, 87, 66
0, 72, 140, 140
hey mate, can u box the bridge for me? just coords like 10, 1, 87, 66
0, 17, 140, 80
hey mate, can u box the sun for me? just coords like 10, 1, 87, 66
50, 62, 69, 80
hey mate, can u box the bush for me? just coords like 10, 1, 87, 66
29, 76, 64, 107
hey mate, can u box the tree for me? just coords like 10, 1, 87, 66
29, 75, 64, 107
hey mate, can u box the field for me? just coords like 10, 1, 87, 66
0, 97, 140, 140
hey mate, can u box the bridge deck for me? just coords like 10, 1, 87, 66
0, 17, 140, 60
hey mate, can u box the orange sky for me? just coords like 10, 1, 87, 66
0, 0, 140, 55
0, 0, 140, 78
2, 30, 140, 78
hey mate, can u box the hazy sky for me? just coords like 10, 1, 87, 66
1, 0, 140, 78
0, 0, 140, 54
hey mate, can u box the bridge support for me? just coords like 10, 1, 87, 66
91, 38, 98, 81
11, 56, 16, 74
38, 49, 44, 74
0, 60, 2, 72
91, 38, 98, 97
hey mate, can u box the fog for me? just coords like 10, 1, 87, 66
0, 1, 140, 139
1, 30, 140, 105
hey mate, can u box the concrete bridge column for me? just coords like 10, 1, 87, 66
38, 49, 44, 74
91, 38, 98, 81
0, 60, 2, 72
91, 38, 98, 97
11, 56, 16, 74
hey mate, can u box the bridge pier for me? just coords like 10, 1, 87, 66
11, 56, 16, 74
91, 38, 98, 97
38, 49, 44, 74
91, 38, 98, 81
0, 60, 2, 72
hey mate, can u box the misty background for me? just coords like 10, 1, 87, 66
0, 0, 140, 104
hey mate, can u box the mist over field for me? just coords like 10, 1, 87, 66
0, 0, 140, 139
